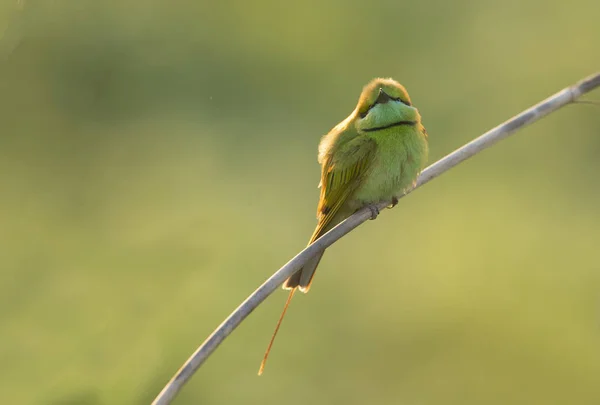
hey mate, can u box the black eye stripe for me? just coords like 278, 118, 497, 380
391, 96, 411, 106
360, 97, 411, 117
359, 97, 411, 118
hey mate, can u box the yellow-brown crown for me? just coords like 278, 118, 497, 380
356, 78, 412, 117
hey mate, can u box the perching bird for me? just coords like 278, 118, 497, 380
259, 78, 429, 374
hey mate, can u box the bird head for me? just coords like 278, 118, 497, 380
354, 78, 420, 132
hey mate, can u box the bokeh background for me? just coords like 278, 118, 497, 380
1, 0, 600, 404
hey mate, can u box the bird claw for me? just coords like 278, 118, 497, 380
367, 204, 380, 220
389, 196, 399, 208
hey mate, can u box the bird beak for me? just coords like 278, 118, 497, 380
374, 88, 391, 105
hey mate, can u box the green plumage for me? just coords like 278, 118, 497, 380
259, 77, 429, 375
285, 77, 428, 291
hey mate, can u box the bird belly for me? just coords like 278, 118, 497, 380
350, 128, 427, 208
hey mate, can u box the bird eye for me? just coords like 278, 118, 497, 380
392, 97, 411, 106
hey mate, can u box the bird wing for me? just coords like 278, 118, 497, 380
310, 136, 377, 243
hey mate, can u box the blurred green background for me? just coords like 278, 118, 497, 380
1, 0, 600, 404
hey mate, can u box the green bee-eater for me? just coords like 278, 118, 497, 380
259, 78, 429, 374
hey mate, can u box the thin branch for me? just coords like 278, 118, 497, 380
152, 72, 600, 405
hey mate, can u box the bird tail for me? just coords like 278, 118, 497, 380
282, 249, 325, 293
258, 218, 335, 375
258, 234, 326, 375
258, 288, 296, 375
283, 218, 330, 292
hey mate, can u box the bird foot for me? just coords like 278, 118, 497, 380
389, 196, 399, 208
367, 204, 380, 220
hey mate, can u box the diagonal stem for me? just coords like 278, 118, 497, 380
151, 72, 600, 405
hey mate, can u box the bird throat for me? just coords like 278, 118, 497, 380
363, 120, 417, 132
